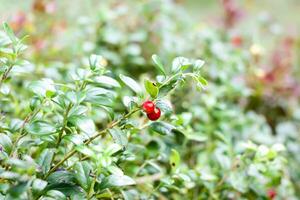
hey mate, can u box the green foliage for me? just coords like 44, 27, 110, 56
0, 1, 299, 199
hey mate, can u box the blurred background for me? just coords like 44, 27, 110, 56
1, 0, 300, 199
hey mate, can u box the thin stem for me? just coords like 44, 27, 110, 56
9, 103, 43, 157
134, 160, 153, 177
0, 63, 14, 89
49, 103, 73, 168
158, 73, 181, 89
65, 155, 89, 170
56, 103, 72, 147
44, 108, 140, 178
88, 176, 97, 199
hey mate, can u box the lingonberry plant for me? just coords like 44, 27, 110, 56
0, 23, 207, 199
1, 0, 300, 199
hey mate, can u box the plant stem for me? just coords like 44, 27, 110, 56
49, 103, 73, 168
56, 103, 72, 147
158, 73, 180, 89
9, 104, 43, 158
0, 63, 14, 89
87, 176, 97, 199
44, 108, 140, 178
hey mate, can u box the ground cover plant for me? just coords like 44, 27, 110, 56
0, 0, 300, 199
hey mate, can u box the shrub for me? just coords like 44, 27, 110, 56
1, 1, 299, 199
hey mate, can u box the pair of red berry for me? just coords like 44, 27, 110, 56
267, 188, 276, 199
142, 100, 161, 121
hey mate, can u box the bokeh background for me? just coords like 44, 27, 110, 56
1, 0, 300, 199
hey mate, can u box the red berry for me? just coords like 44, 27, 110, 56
231, 36, 243, 47
147, 107, 161, 121
142, 101, 155, 114
267, 188, 276, 199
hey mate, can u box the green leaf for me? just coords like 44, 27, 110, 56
85, 87, 114, 107
198, 76, 208, 86
172, 57, 191, 73
64, 134, 85, 145
44, 183, 83, 197
214, 131, 228, 144
119, 74, 142, 94
48, 171, 76, 184
7, 182, 28, 198
172, 57, 205, 73
170, 149, 180, 170
105, 143, 123, 156
155, 100, 172, 114
3, 22, 16, 43
122, 96, 138, 109
37, 149, 54, 174
69, 116, 96, 136
66, 91, 86, 105
96, 192, 113, 199
193, 59, 205, 71
0, 171, 20, 180
107, 165, 124, 176
26, 121, 56, 136
228, 172, 247, 193
105, 175, 136, 187
93, 75, 120, 88
44, 190, 66, 200
89, 54, 106, 70
158, 77, 180, 98
74, 161, 92, 191
152, 54, 166, 75
6, 158, 33, 169
0, 133, 12, 154
75, 145, 95, 158
109, 128, 128, 147
28, 78, 56, 98
144, 79, 158, 98
32, 179, 48, 193
158, 84, 176, 98
149, 122, 175, 135
185, 133, 207, 142
68, 105, 88, 118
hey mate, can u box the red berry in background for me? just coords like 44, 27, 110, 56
147, 107, 161, 121
267, 188, 276, 199
142, 101, 155, 114
231, 35, 243, 47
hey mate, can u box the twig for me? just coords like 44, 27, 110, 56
49, 103, 73, 167
0, 63, 14, 89
9, 105, 43, 158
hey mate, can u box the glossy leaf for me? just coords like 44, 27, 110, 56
69, 115, 96, 136
0, 133, 12, 154
109, 128, 128, 147
26, 121, 56, 136
170, 149, 180, 170
119, 74, 142, 94
149, 122, 175, 135
93, 75, 121, 88
73, 161, 92, 191
152, 54, 166, 76
104, 175, 136, 187
144, 79, 158, 98
28, 78, 56, 98
37, 149, 54, 174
